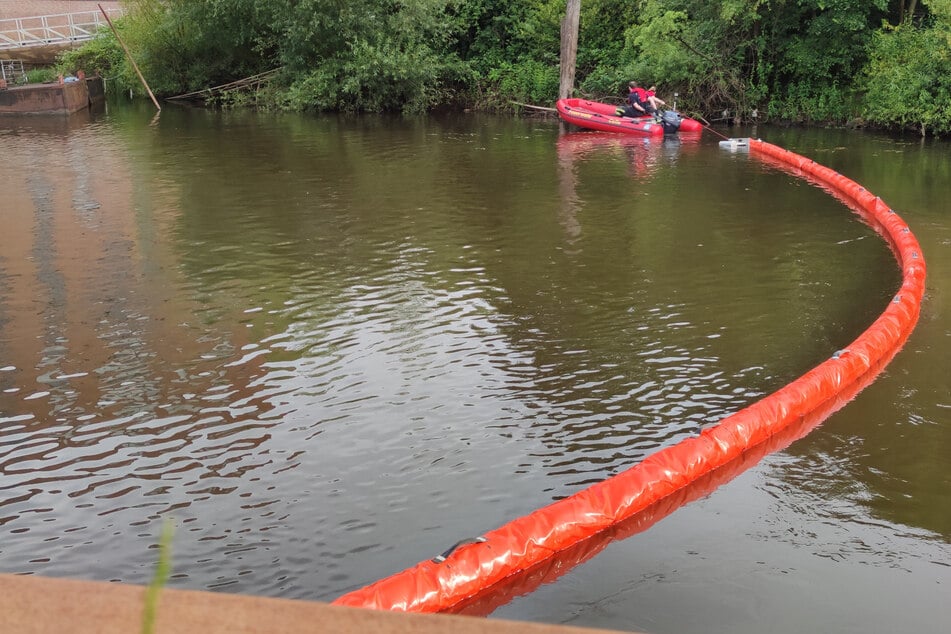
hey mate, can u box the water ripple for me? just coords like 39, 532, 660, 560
0, 110, 909, 606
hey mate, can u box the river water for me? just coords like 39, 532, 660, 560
0, 105, 948, 633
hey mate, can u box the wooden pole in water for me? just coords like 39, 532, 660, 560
98, 3, 161, 111
559, 0, 580, 100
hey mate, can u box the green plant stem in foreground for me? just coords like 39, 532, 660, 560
141, 519, 174, 634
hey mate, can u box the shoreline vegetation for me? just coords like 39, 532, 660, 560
50, 0, 951, 137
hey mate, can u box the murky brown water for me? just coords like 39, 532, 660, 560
1, 105, 948, 633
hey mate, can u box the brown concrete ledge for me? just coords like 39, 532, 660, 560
0, 78, 92, 114
0, 574, 631, 634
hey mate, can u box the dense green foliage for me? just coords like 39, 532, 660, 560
861, 4, 951, 135
21, 67, 59, 84
59, 0, 951, 134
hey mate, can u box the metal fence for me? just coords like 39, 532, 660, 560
1, 59, 26, 85
0, 9, 120, 50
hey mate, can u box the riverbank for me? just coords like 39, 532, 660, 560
0, 574, 632, 634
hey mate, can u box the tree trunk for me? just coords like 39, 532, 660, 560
559, 0, 581, 100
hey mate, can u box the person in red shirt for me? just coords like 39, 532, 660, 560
645, 85, 667, 112
624, 81, 662, 120
619, 81, 650, 117
630, 81, 651, 112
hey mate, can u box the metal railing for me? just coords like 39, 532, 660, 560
0, 9, 121, 50
1, 59, 26, 84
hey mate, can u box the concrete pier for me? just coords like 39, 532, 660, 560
0, 75, 103, 114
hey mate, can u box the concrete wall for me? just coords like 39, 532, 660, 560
0, 78, 89, 114
0, 42, 77, 64
86, 74, 103, 102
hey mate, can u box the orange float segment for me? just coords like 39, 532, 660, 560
332, 138, 926, 614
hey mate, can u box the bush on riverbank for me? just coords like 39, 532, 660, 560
860, 16, 951, 136
22, 68, 59, 84
57, 0, 951, 135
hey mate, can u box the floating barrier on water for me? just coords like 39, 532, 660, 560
719, 137, 751, 152
332, 139, 926, 614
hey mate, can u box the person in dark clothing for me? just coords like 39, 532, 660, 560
617, 81, 656, 119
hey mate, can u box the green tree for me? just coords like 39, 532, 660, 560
609, 0, 894, 122
861, 1, 951, 135
762, 0, 891, 122
444, 0, 563, 108
118, 0, 280, 96
274, 0, 469, 113
53, 0, 951, 132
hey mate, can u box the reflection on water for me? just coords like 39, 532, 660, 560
0, 107, 948, 631
554, 132, 703, 248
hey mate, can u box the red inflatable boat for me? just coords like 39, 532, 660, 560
556, 98, 703, 136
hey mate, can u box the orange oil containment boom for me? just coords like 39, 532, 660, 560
332, 139, 926, 613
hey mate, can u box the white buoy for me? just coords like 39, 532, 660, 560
718, 137, 750, 152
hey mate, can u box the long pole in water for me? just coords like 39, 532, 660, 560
691, 115, 731, 141
98, 3, 161, 112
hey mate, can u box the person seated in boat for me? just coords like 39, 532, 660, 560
645, 85, 667, 112
624, 81, 660, 119
616, 81, 649, 118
